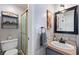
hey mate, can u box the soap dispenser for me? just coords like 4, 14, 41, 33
53, 35, 56, 41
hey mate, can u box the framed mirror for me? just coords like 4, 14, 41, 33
54, 6, 78, 34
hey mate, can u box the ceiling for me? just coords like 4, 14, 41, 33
0, 4, 28, 12
12, 4, 27, 10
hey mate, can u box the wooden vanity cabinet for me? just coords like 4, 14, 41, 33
46, 47, 63, 55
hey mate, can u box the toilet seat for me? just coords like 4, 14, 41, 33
4, 49, 18, 55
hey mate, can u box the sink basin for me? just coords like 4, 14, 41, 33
51, 41, 75, 50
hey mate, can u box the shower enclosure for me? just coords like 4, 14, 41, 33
21, 9, 28, 55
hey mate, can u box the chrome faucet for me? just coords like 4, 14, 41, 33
59, 37, 66, 43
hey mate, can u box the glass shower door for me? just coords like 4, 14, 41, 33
21, 10, 28, 55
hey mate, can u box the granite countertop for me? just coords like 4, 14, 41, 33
47, 41, 76, 55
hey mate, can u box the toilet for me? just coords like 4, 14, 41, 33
0, 39, 18, 55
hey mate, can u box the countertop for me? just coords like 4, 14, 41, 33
47, 41, 76, 55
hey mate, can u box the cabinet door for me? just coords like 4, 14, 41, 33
46, 48, 62, 55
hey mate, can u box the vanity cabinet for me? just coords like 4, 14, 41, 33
46, 47, 62, 55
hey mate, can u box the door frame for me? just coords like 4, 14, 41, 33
21, 8, 28, 55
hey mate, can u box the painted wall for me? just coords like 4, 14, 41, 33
28, 4, 79, 55
28, 4, 55, 55
76, 6, 79, 54
54, 4, 77, 12
0, 4, 27, 49
28, 5, 35, 54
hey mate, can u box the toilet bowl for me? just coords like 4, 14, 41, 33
4, 49, 18, 55
1, 39, 18, 55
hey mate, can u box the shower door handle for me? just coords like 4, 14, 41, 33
28, 37, 29, 40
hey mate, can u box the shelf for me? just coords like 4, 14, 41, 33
2, 15, 18, 18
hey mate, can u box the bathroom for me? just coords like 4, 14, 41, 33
0, 4, 28, 55
0, 4, 79, 55
28, 4, 79, 55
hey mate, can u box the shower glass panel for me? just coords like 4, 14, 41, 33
21, 10, 28, 55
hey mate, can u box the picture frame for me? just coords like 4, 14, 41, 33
1, 11, 18, 29
47, 10, 52, 30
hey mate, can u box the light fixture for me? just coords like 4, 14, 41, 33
60, 4, 66, 13
60, 4, 65, 10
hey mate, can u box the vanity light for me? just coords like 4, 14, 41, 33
60, 4, 66, 13
60, 4, 65, 10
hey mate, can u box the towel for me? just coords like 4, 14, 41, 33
40, 32, 47, 47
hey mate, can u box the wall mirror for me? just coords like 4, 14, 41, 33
54, 6, 78, 34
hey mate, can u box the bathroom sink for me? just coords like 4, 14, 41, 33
51, 41, 74, 50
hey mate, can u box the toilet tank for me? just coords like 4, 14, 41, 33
1, 39, 18, 51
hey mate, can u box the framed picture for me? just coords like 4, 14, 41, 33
1, 11, 18, 29
47, 10, 52, 30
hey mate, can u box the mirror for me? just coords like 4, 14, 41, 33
54, 6, 78, 34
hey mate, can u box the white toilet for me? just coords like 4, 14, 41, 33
0, 39, 18, 55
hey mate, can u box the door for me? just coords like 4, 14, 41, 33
21, 10, 28, 55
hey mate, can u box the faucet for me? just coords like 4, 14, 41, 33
59, 37, 66, 44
